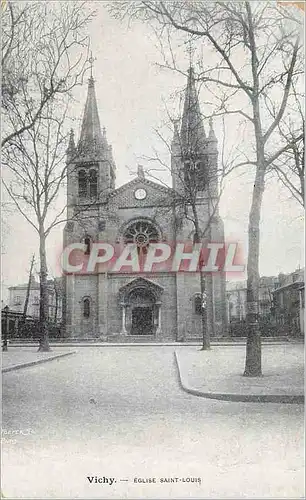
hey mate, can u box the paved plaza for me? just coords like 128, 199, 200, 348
2, 346, 305, 498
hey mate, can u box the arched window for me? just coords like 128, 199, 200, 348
89, 169, 98, 198
78, 170, 87, 198
194, 295, 202, 315
84, 237, 91, 255
83, 298, 90, 318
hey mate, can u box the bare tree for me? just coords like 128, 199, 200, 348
109, 0, 303, 375
2, 98, 70, 351
3, 95, 117, 351
2, 95, 104, 351
2, 1, 95, 149
2, 1, 98, 351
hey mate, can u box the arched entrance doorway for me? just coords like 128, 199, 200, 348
129, 288, 155, 335
119, 277, 164, 336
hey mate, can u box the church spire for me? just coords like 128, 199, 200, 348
67, 128, 76, 153
77, 76, 106, 159
171, 119, 181, 151
66, 128, 77, 164
180, 66, 206, 155
208, 116, 217, 142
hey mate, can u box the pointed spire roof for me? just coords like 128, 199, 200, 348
171, 119, 182, 160
77, 77, 106, 158
180, 67, 206, 155
67, 128, 76, 155
208, 116, 217, 142
171, 119, 180, 146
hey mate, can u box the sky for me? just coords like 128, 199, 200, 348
1, 2, 304, 301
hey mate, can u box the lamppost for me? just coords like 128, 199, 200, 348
2, 305, 9, 351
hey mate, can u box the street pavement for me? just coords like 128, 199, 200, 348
2, 347, 304, 499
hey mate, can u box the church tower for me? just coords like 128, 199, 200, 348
171, 66, 218, 203
63, 73, 116, 338
66, 75, 116, 221
172, 67, 227, 338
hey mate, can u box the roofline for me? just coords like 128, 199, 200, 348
9, 284, 40, 290
272, 281, 304, 293
110, 176, 173, 198
118, 276, 165, 292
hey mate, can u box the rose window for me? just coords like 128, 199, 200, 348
124, 221, 159, 252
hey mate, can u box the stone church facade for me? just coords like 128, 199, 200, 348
63, 69, 227, 341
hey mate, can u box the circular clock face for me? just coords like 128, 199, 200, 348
134, 188, 147, 200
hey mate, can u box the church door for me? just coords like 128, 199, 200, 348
131, 306, 153, 335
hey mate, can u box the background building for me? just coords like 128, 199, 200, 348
227, 276, 279, 322
226, 269, 304, 337
8, 276, 63, 323
272, 268, 304, 336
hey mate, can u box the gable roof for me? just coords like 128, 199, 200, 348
119, 276, 164, 293
109, 175, 174, 199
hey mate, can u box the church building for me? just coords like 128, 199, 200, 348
63, 68, 227, 341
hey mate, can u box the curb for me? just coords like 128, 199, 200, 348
2, 351, 76, 373
7, 341, 300, 348
174, 351, 304, 405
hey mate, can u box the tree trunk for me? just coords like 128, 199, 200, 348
206, 223, 215, 339
244, 163, 265, 376
38, 231, 50, 352
193, 214, 210, 350
200, 270, 210, 350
